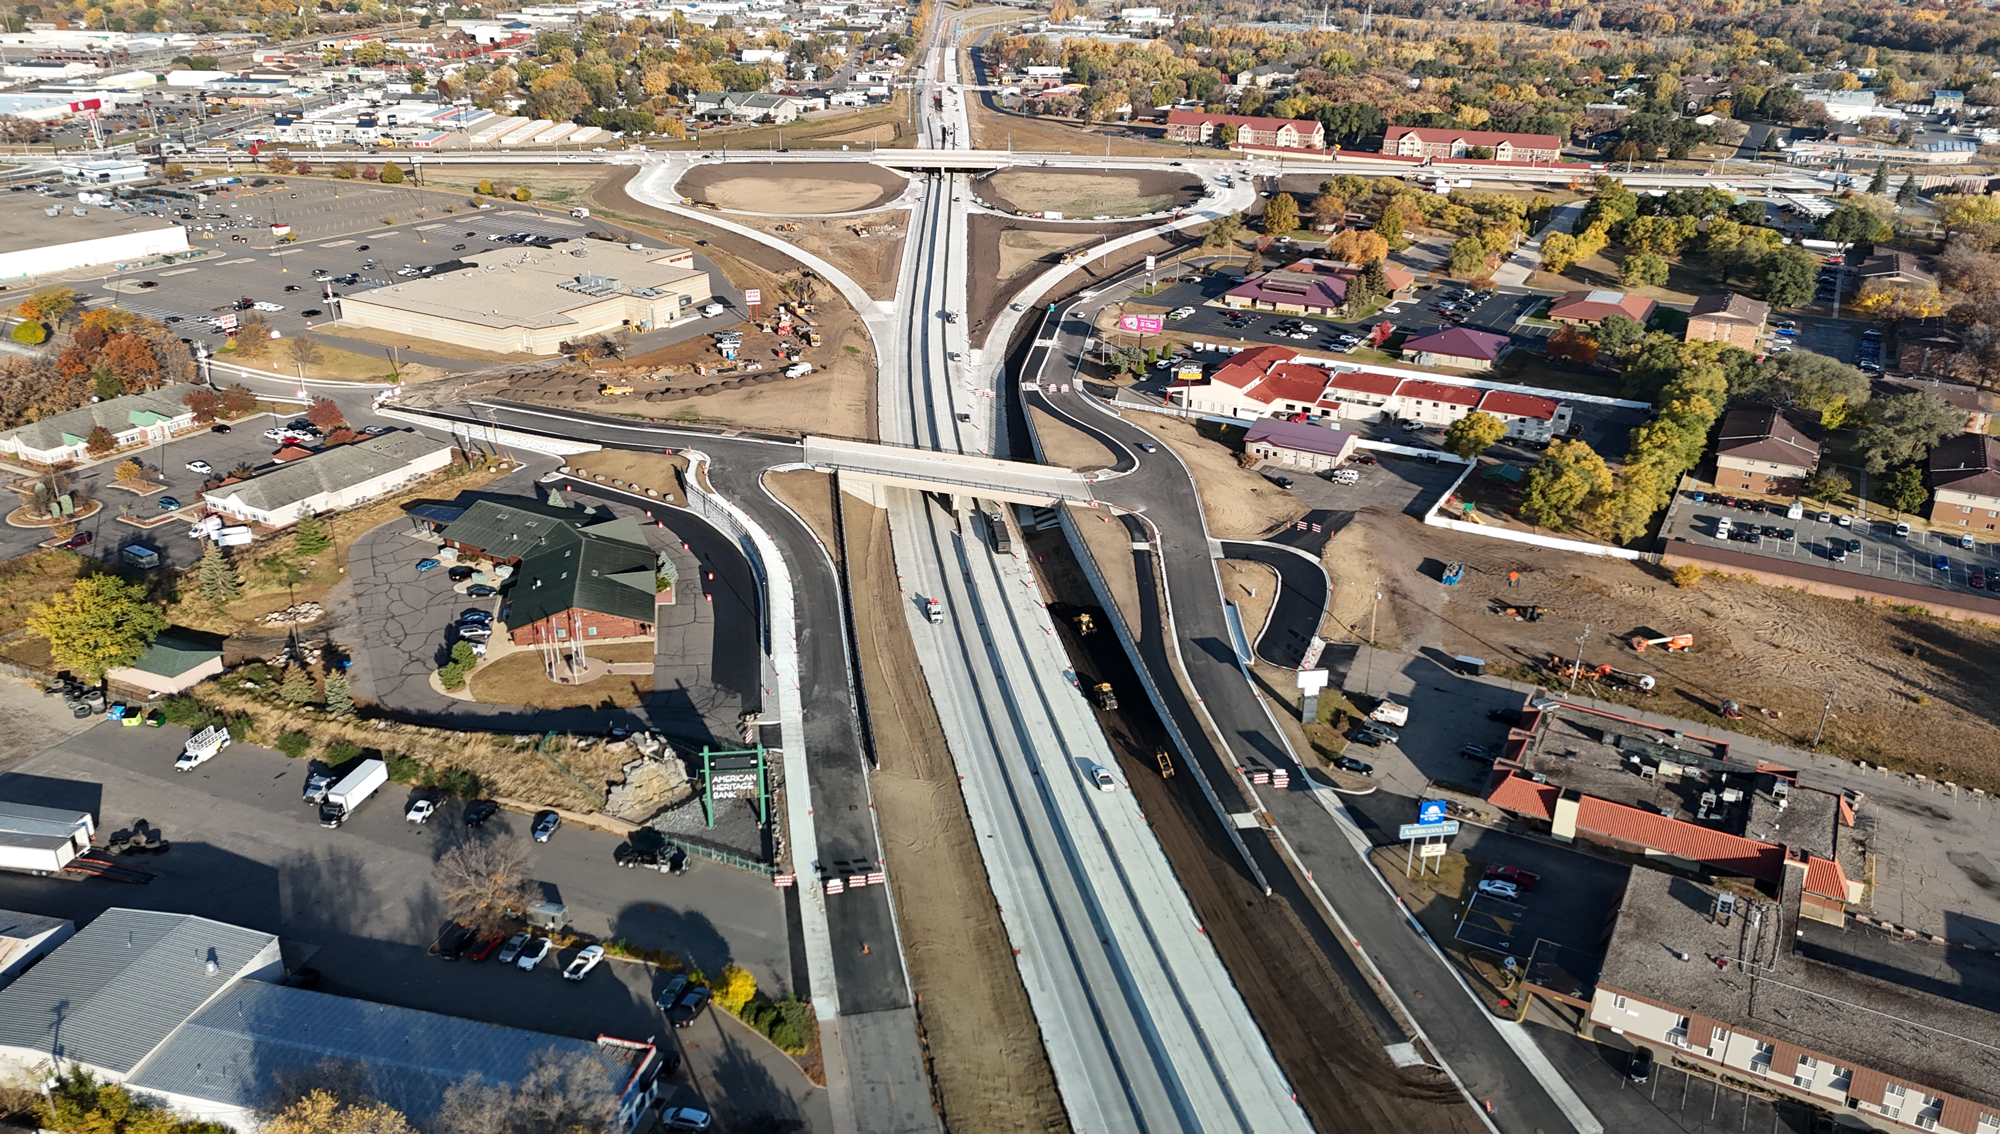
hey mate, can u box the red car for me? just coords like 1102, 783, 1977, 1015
1484, 864, 1540, 890
58, 531, 91, 550
466, 934, 506, 962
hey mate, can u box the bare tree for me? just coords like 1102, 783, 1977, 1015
779, 268, 819, 308
434, 837, 538, 934
432, 1049, 619, 1134
432, 1076, 514, 1134
288, 334, 324, 371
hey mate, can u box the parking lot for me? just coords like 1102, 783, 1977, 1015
0, 720, 825, 1132
1529, 1026, 1817, 1134
1136, 271, 1543, 360
1276, 449, 1465, 525
67, 179, 695, 348
1661, 489, 2000, 598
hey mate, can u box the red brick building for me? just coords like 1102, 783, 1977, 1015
1161, 110, 1325, 149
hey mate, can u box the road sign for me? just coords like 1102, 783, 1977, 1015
1145, 254, 1156, 271
1419, 843, 1447, 859
1398, 820, 1460, 840
1418, 799, 1449, 824
742, 288, 760, 305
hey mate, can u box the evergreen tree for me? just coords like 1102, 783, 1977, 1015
1868, 161, 1889, 195
294, 510, 331, 555
196, 541, 242, 612
280, 666, 315, 704
1896, 175, 1919, 206
324, 671, 354, 717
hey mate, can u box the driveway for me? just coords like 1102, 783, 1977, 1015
0, 722, 825, 1132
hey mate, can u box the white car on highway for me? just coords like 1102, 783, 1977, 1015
1090, 765, 1117, 792
562, 944, 606, 981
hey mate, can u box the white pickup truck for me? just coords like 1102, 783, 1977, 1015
175, 725, 231, 771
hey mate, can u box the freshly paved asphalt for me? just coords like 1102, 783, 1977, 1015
1025, 275, 1594, 1134
1216, 539, 1330, 669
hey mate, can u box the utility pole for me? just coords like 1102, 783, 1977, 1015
1567, 624, 1591, 698
1813, 686, 1837, 749
1362, 578, 1382, 696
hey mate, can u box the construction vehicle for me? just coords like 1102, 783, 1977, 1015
1630, 633, 1693, 653
1494, 603, 1548, 622
1442, 562, 1466, 586
775, 222, 799, 231
804, 330, 823, 347
924, 598, 943, 624
1073, 612, 1097, 635
1720, 700, 1745, 720
1156, 751, 1176, 778
1092, 682, 1118, 711
1594, 665, 1658, 695
599, 383, 635, 396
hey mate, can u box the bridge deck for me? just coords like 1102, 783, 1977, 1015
803, 437, 1094, 506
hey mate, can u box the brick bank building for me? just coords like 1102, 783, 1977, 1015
428, 497, 663, 646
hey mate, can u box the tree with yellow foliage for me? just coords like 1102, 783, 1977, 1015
713, 964, 758, 1014
1850, 280, 1946, 321
262, 1092, 413, 1134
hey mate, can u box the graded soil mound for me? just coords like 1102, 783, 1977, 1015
976, 168, 1201, 218
676, 162, 908, 214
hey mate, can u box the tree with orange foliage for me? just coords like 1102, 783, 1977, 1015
1325, 229, 1390, 264
1543, 325, 1600, 367
102, 335, 159, 391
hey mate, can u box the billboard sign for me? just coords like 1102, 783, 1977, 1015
1145, 254, 1156, 271
743, 288, 760, 306
1119, 314, 1164, 334
1418, 799, 1449, 824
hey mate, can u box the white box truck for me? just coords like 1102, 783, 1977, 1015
1369, 701, 1410, 727
175, 725, 231, 771
319, 758, 388, 828
0, 801, 94, 875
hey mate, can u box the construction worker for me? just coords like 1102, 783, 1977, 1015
1508, 570, 1520, 588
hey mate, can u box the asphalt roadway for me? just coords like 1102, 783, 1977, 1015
1025, 279, 1603, 1134
1217, 539, 1330, 669
388, 400, 930, 1134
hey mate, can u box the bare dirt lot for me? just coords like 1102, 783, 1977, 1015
1323, 510, 2000, 793
736, 211, 909, 301
675, 162, 908, 215
976, 169, 1201, 220
965, 213, 1171, 340
1129, 415, 1308, 539
831, 481, 1071, 1134
1030, 405, 1118, 471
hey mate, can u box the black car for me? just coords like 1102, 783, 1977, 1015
1628, 1046, 1654, 1084
1348, 731, 1386, 747
463, 799, 500, 826
1332, 756, 1373, 776
669, 986, 711, 1028
429, 921, 477, 960
447, 565, 476, 582
211, 423, 230, 433
467, 584, 499, 598
1486, 708, 1522, 726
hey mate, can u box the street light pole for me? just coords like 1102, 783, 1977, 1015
1813, 685, 1837, 749
1567, 623, 1591, 698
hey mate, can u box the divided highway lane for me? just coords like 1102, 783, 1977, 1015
1024, 282, 1602, 1134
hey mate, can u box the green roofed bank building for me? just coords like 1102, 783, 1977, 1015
0, 383, 198, 465
434, 497, 663, 647
0, 908, 668, 1132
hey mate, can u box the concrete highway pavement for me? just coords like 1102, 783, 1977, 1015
1025, 270, 1604, 1134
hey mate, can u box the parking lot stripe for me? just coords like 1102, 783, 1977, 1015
159, 267, 200, 276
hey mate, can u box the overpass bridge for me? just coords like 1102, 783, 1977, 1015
803, 436, 1095, 506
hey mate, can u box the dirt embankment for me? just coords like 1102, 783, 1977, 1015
1329, 509, 2000, 792
964, 212, 1182, 342
736, 211, 908, 302
830, 480, 1072, 1134
674, 162, 909, 214
975, 168, 1204, 220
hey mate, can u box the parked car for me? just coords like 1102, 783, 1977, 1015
670, 986, 712, 1027
456, 626, 492, 641
416, 558, 441, 572
1936, 555, 1952, 572
460, 609, 493, 624
655, 974, 692, 1011
1628, 1046, 1654, 1084
515, 936, 554, 971
1348, 730, 1385, 747
405, 798, 437, 823
1895, 522, 1912, 537
467, 584, 499, 597
430, 922, 477, 960
1971, 570, 1986, 590
1484, 864, 1540, 889
463, 799, 500, 826
662, 1107, 713, 1131
1358, 721, 1399, 743
211, 423, 230, 434
447, 565, 476, 582
562, 944, 606, 981
1459, 743, 1494, 761
497, 931, 530, 964
57, 531, 91, 549
1332, 756, 1373, 775
1475, 879, 1521, 901
185, 460, 213, 475
532, 809, 561, 842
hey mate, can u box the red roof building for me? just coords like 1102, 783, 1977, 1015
1549, 289, 1657, 326
1162, 110, 1325, 150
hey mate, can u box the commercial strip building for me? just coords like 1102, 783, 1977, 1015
0, 908, 667, 1132
0, 383, 197, 465
1590, 869, 2000, 1134
335, 242, 715, 355
1169, 346, 1572, 442
1482, 700, 1862, 923
0, 190, 190, 283
1243, 418, 1358, 471
200, 430, 456, 528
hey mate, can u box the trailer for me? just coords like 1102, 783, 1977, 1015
1441, 562, 1465, 586
319, 758, 388, 827
0, 801, 95, 875
987, 511, 1012, 554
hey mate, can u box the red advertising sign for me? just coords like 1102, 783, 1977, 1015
1119, 314, 1164, 334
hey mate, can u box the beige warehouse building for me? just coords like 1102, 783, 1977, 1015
335, 243, 715, 355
